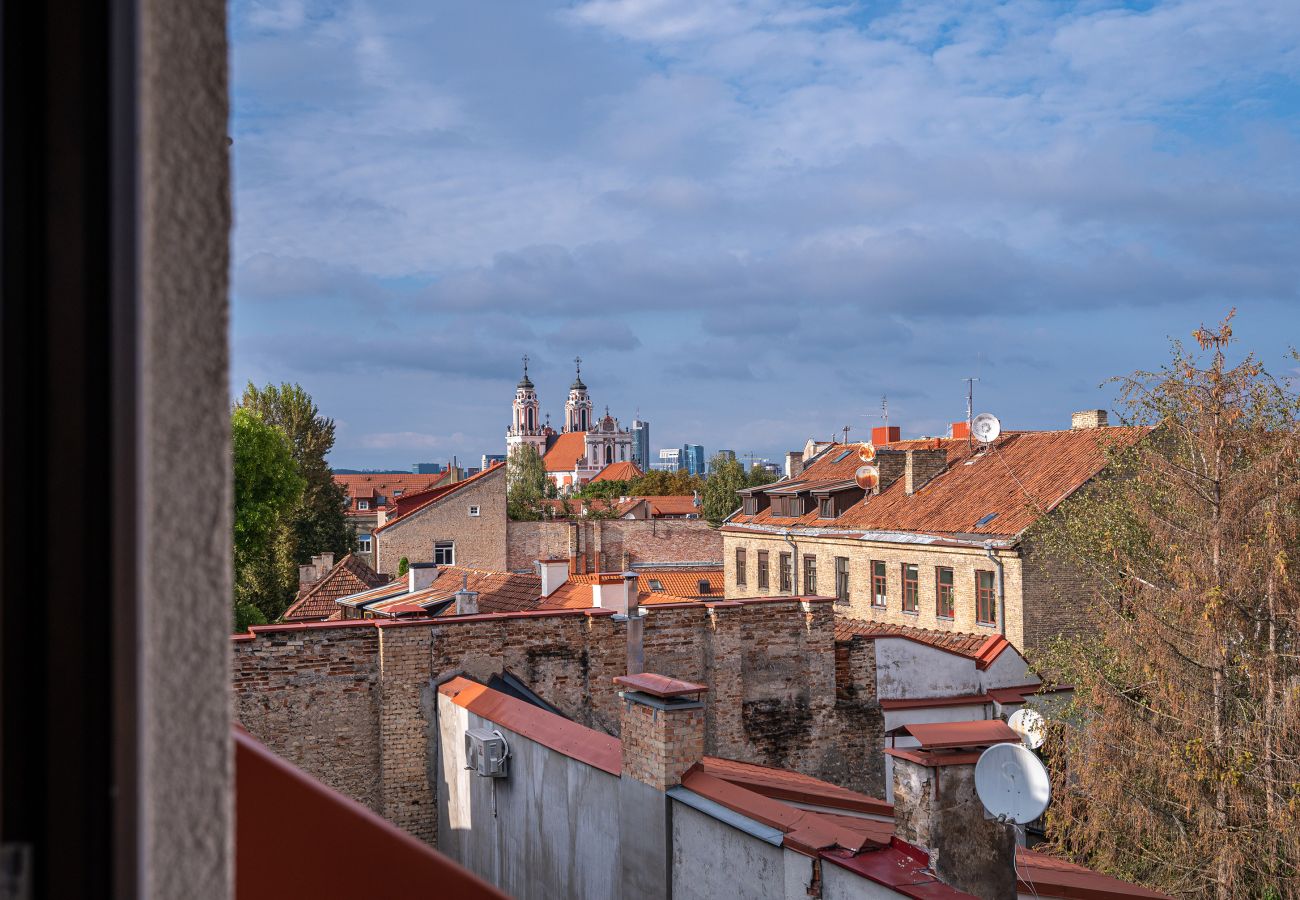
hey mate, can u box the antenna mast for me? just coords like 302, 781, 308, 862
964, 377, 980, 449
841, 424, 851, 444
881, 395, 889, 429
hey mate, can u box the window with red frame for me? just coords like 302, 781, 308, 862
976, 570, 997, 625
936, 566, 954, 618
901, 563, 919, 612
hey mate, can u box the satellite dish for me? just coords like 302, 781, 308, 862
1007, 708, 1047, 750
854, 465, 879, 490
975, 743, 1051, 825
971, 412, 1002, 444
858, 442, 877, 463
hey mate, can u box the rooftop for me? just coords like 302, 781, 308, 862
282, 554, 390, 622
834, 616, 1012, 668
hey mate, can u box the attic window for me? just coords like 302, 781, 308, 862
833, 449, 853, 463
393, 489, 403, 496
698, 579, 712, 595
975, 512, 998, 528
649, 579, 664, 592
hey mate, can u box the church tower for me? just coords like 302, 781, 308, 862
506, 355, 547, 457
563, 357, 593, 433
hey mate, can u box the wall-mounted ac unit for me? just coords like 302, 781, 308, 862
465, 727, 509, 778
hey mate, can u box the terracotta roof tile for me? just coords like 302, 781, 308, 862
591, 460, 642, 482
834, 616, 997, 659
281, 554, 391, 621
363, 565, 543, 617
638, 568, 723, 598
543, 431, 588, 472
334, 472, 448, 511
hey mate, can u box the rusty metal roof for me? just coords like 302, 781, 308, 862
887, 720, 1020, 750
614, 672, 708, 698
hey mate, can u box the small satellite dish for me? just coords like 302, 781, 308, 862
858, 442, 877, 463
854, 465, 879, 490
1007, 708, 1047, 750
975, 743, 1051, 825
971, 412, 1002, 444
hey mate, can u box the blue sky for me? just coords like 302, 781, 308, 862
229, 0, 1300, 470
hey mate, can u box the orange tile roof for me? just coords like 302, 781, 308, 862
282, 554, 391, 621
728, 427, 1148, 539
543, 431, 588, 472
591, 460, 642, 482
362, 565, 543, 617
334, 472, 448, 510
637, 568, 723, 598
834, 616, 1001, 661
640, 495, 701, 517
374, 463, 504, 533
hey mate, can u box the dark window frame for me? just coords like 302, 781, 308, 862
735, 547, 747, 586
901, 563, 919, 613
434, 541, 455, 565
779, 552, 792, 592
834, 556, 850, 604
976, 570, 997, 625
871, 560, 887, 608
936, 566, 955, 618
803, 555, 817, 595
818, 497, 833, 518
757, 550, 770, 590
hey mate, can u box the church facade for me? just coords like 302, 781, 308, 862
505, 357, 635, 492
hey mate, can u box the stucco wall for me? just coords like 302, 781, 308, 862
507, 518, 722, 572
669, 802, 791, 900
375, 466, 507, 574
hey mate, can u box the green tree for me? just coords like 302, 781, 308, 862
702, 454, 749, 524
745, 464, 779, 488
630, 469, 704, 496
1038, 313, 1300, 898
507, 444, 549, 520
397, 557, 409, 577
238, 382, 353, 562
232, 407, 305, 626
576, 478, 633, 500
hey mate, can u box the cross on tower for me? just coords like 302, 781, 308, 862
521, 353, 529, 377
574, 355, 582, 377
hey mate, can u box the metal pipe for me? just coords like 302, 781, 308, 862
984, 541, 1006, 637
782, 530, 798, 595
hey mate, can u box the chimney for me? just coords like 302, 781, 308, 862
614, 673, 707, 791
872, 425, 901, 446
537, 558, 570, 598
905, 449, 947, 495
951, 421, 970, 440
454, 588, 479, 616
784, 451, 804, 479
591, 571, 637, 615
408, 561, 438, 593
874, 448, 907, 494
887, 722, 1021, 900
1071, 409, 1109, 430
298, 552, 336, 590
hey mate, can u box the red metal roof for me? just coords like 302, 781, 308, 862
614, 672, 707, 698
438, 677, 621, 776
888, 720, 1020, 750
373, 463, 503, 533
698, 757, 892, 817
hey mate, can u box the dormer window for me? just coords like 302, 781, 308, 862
357, 499, 369, 511
818, 497, 833, 518
743, 497, 757, 515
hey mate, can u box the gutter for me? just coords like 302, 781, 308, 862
722, 521, 1016, 550
984, 541, 1006, 638
782, 530, 798, 595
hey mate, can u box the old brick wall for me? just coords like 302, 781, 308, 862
506, 518, 722, 572
723, 530, 1027, 648
1018, 531, 1091, 656
374, 466, 507, 574
232, 623, 382, 810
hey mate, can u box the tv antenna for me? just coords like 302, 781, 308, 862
841, 424, 851, 444
964, 377, 979, 448
975, 743, 1051, 825
971, 412, 1002, 445
881, 395, 889, 429
1007, 708, 1046, 751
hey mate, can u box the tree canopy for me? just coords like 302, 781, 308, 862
506, 444, 549, 520
1037, 312, 1300, 898
701, 454, 748, 524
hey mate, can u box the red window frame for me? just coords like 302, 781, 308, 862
976, 570, 997, 625
901, 563, 919, 613
871, 560, 887, 608
935, 566, 954, 618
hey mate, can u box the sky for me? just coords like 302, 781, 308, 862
229, 0, 1300, 470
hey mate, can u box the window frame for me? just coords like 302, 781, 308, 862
434, 541, 455, 566
976, 570, 997, 626
757, 550, 770, 590
871, 560, 887, 608
802, 554, 817, 595
735, 547, 747, 586
901, 563, 919, 613
834, 556, 850, 605
648, 579, 664, 592
779, 552, 792, 593
356, 499, 369, 511
935, 566, 955, 619
357, 534, 372, 553
468, 505, 480, 517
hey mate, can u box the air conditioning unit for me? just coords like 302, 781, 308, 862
465, 727, 509, 778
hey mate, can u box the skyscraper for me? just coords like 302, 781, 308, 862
632, 417, 650, 470
682, 443, 706, 476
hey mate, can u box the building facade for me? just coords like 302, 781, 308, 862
631, 418, 650, 470
681, 443, 705, 476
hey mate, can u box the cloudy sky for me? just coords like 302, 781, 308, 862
230, 0, 1300, 470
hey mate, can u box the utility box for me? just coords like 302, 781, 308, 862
465, 727, 509, 778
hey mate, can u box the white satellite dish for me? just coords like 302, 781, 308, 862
971, 412, 1002, 444
975, 743, 1051, 825
1007, 708, 1047, 750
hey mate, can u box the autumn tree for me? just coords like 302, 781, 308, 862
232, 408, 305, 629
507, 444, 548, 520
1038, 313, 1300, 898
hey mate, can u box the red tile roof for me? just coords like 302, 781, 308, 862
591, 460, 642, 482
614, 673, 707, 698
727, 427, 1148, 539
362, 565, 543, 617
281, 554, 390, 621
374, 463, 504, 533
637, 568, 723, 598
334, 472, 448, 511
543, 431, 588, 472
640, 495, 701, 517
835, 616, 1007, 663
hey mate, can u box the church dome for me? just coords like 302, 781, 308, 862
571, 375, 586, 391
518, 373, 534, 389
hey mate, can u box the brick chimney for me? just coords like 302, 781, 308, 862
905, 448, 947, 495
784, 451, 804, 479
874, 448, 907, 494
872, 425, 901, 445
614, 673, 707, 791
1071, 409, 1109, 430
886, 721, 1021, 900
408, 561, 438, 593
591, 571, 638, 614
537, 558, 570, 597
298, 552, 336, 591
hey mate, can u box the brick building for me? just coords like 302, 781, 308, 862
333, 471, 449, 565
371, 463, 507, 574
282, 552, 390, 622
722, 412, 1147, 652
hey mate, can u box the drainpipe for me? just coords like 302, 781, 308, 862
782, 530, 798, 595
983, 541, 1006, 637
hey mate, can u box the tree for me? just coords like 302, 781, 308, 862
507, 444, 549, 520
630, 468, 704, 496
238, 382, 353, 563
232, 407, 305, 625
1037, 313, 1300, 898
397, 557, 409, 577
746, 464, 778, 488
702, 454, 749, 524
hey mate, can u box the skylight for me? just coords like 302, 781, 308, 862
833, 449, 853, 463
975, 512, 998, 528
649, 579, 664, 591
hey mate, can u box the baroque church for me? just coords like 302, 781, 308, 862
505, 357, 636, 491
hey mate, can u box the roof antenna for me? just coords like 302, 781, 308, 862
881, 395, 889, 429
964, 377, 980, 450
841, 424, 851, 444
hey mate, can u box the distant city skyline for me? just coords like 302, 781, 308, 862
230, 1, 1300, 470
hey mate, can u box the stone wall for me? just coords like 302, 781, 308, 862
723, 529, 1027, 648
374, 465, 507, 574
506, 518, 722, 572
231, 596, 885, 844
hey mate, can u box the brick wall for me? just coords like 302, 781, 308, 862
1018, 532, 1092, 655
723, 530, 1027, 648
507, 518, 722, 572
619, 697, 706, 791
374, 466, 507, 574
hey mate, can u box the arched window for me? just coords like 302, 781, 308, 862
581, 410, 588, 431
605, 444, 613, 465
527, 408, 534, 431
